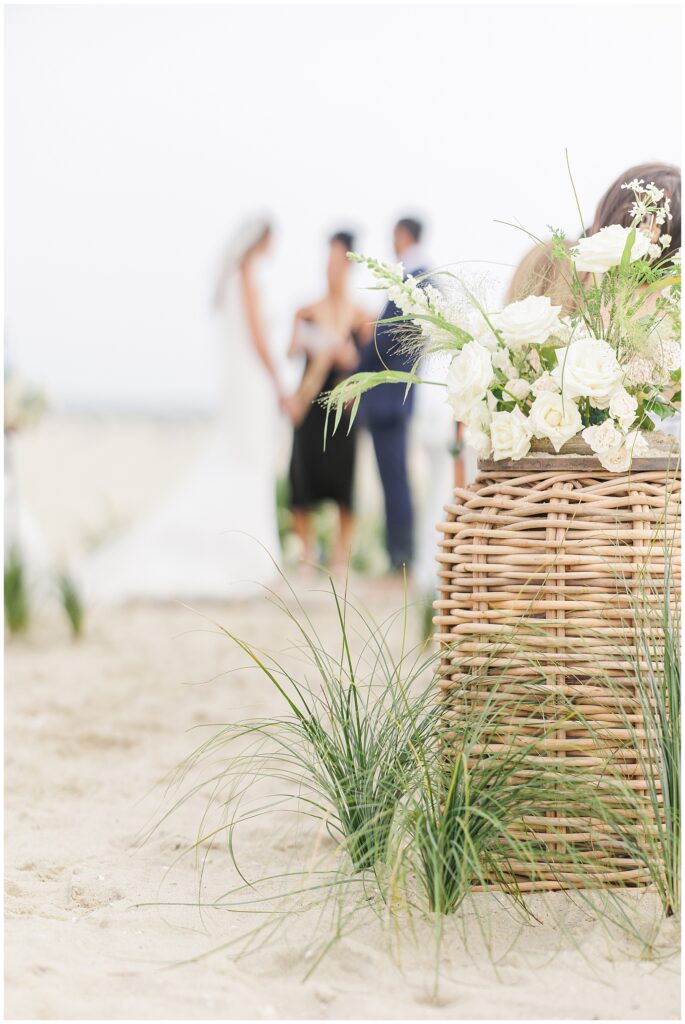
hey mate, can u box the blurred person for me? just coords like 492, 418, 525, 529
412, 351, 455, 597
357, 217, 427, 573
80, 218, 283, 601
591, 162, 681, 439
506, 238, 577, 315
285, 231, 368, 571
591, 162, 680, 260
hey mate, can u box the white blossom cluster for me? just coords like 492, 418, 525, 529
443, 297, 677, 471
621, 178, 673, 227
351, 189, 680, 473
443, 311, 649, 469
571, 179, 674, 272
373, 261, 498, 352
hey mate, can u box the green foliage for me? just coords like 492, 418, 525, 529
165, 580, 442, 877
418, 592, 435, 643
166, 583, 646, 920
579, 564, 681, 918
395, 689, 564, 916
323, 369, 424, 439
634, 566, 681, 917
274, 475, 291, 547
58, 571, 85, 639
158, 558, 681, 968
4, 546, 30, 634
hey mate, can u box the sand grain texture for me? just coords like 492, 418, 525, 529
5, 416, 681, 1019
5, 595, 681, 1020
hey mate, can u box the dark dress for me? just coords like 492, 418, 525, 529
289, 326, 359, 511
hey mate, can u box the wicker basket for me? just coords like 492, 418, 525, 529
434, 440, 681, 892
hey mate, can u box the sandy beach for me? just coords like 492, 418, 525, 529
6, 1, 683, 1015
4, 417, 681, 1019
5, 594, 681, 1020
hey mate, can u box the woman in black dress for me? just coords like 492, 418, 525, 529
285, 231, 370, 570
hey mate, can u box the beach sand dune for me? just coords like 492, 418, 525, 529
5, 591, 681, 1020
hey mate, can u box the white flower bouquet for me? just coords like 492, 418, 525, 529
326, 180, 681, 472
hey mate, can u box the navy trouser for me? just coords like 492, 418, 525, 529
368, 418, 414, 570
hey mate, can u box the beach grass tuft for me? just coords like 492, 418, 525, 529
4, 546, 30, 635
57, 571, 85, 639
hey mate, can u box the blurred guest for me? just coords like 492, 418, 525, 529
358, 217, 426, 572
506, 239, 577, 314
591, 162, 681, 438
80, 218, 283, 601
286, 231, 368, 571
412, 350, 455, 596
591, 162, 680, 260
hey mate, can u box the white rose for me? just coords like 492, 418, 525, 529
504, 378, 531, 401
552, 336, 623, 408
608, 388, 638, 429
464, 399, 491, 429
492, 295, 563, 349
528, 393, 583, 453
467, 309, 499, 351
572, 224, 651, 273
530, 371, 560, 396
598, 445, 632, 473
490, 406, 533, 461
491, 347, 517, 379
446, 341, 494, 420
624, 430, 649, 456
553, 320, 573, 345
463, 401, 492, 458
582, 419, 622, 454
465, 427, 492, 458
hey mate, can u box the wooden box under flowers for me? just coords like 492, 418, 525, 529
433, 442, 681, 892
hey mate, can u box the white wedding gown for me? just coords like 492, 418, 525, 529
80, 268, 280, 603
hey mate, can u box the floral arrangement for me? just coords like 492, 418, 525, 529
327, 179, 681, 472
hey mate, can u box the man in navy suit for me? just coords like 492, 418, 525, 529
357, 217, 426, 572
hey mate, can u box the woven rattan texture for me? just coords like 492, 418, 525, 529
434, 462, 681, 891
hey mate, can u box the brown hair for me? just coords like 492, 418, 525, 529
506, 239, 576, 315
591, 162, 681, 261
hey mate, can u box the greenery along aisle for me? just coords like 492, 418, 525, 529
164, 174, 680, 969
326, 173, 681, 896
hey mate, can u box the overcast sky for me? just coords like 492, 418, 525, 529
6, 3, 682, 413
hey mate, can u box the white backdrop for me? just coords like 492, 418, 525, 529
6, 3, 682, 412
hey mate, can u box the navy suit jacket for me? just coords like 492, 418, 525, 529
357, 265, 427, 425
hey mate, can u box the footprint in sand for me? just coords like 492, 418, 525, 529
63, 869, 125, 911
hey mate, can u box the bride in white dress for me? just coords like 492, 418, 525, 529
81, 219, 283, 602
